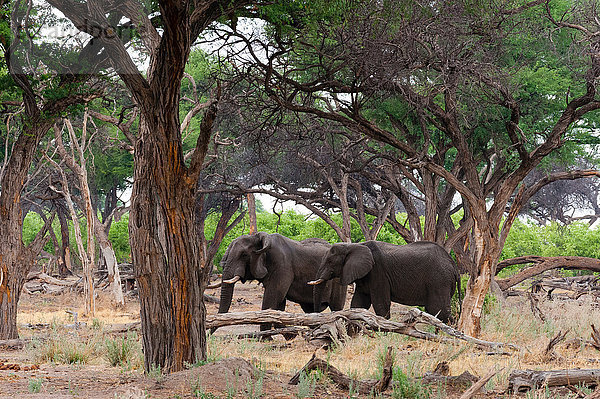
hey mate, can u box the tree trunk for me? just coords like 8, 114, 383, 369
0, 121, 53, 339
458, 221, 500, 337
96, 225, 124, 307
53, 170, 95, 316
57, 204, 72, 277
247, 193, 257, 234
130, 115, 206, 373
0, 216, 28, 340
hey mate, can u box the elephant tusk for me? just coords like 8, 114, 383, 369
223, 275, 241, 284
206, 281, 222, 289
0, 268, 3, 288
307, 278, 325, 286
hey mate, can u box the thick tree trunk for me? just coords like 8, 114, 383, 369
130, 116, 206, 373
458, 222, 500, 337
0, 121, 52, 339
0, 218, 28, 340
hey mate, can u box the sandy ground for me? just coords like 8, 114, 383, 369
1, 279, 599, 398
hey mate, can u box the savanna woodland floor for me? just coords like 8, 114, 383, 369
1, 272, 600, 399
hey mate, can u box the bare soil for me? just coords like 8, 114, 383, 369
2, 280, 600, 398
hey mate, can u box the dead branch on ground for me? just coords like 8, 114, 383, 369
496, 256, 600, 290
544, 330, 568, 361
508, 369, 600, 392
206, 308, 518, 351
592, 325, 600, 351
289, 346, 394, 395
459, 367, 501, 399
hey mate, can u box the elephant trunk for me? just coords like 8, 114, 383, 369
218, 280, 235, 314
312, 280, 330, 312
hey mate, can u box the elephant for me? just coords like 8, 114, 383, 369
309, 240, 460, 323
217, 232, 347, 331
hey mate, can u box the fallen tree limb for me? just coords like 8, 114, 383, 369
206, 308, 518, 351
27, 272, 78, 287
422, 370, 479, 387
592, 325, 600, 352
0, 339, 30, 350
289, 346, 394, 395
459, 367, 501, 399
108, 322, 141, 333
225, 327, 307, 340
508, 369, 600, 392
496, 256, 600, 290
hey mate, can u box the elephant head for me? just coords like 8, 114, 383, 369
218, 232, 271, 314
309, 243, 374, 311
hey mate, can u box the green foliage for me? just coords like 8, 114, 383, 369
391, 367, 431, 399
104, 332, 141, 368
28, 378, 43, 393
108, 214, 132, 263
500, 219, 600, 276
33, 333, 98, 365
296, 370, 317, 398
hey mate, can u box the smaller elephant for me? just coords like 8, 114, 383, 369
309, 240, 460, 323
217, 232, 347, 331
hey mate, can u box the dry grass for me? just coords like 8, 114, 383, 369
15, 286, 600, 398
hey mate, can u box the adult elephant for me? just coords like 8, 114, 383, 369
309, 240, 460, 323
217, 232, 347, 329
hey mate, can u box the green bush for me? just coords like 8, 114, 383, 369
104, 332, 141, 368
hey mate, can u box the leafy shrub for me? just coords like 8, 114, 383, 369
104, 332, 141, 368
34, 335, 97, 365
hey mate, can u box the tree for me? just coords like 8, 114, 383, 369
223, 0, 600, 336
0, 0, 101, 339
44, 0, 296, 372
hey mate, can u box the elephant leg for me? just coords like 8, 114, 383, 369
350, 291, 371, 310
328, 284, 347, 311
426, 294, 452, 324
372, 299, 391, 319
300, 302, 314, 313
260, 287, 287, 332
370, 281, 391, 319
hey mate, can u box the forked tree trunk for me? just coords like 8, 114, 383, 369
130, 116, 207, 373
54, 119, 124, 307
51, 169, 96, 316
458, 220, 502, 336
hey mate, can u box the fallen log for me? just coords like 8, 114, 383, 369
421, 370, 479, 387
496, 256, 600, 291
206, 308, 518, 351
224, 327, 306, 340
0, 339, 30, 350
28, 272, 78, 287
289, 346, 394, 395
508, 369, 600, 393
459, 367, 500, 399
592, 325, 600, 351
108, 322, 141, 333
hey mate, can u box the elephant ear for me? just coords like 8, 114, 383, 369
341, 244, 374, 285
250, 232, 270, 279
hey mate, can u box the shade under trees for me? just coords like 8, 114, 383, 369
217, 0, 600, 336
